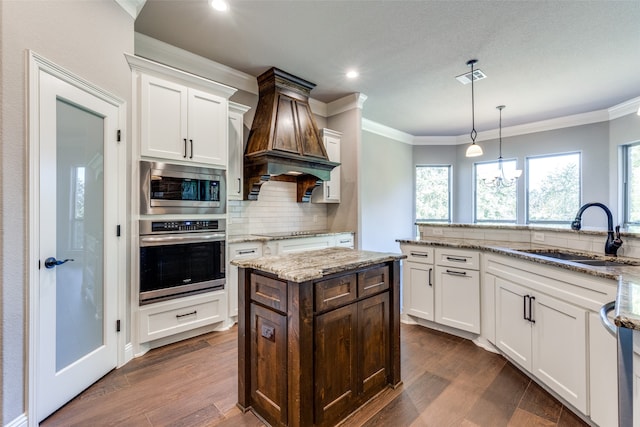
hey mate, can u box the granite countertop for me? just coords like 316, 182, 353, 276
228, 231, 354, 244
231, 247, 405, 282
398, 237, 640, 331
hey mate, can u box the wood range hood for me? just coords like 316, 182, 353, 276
243, 67, 340, 202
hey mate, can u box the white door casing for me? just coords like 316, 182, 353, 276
28, 51, 127, 424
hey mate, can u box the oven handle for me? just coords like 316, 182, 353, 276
140, 233, 225, 247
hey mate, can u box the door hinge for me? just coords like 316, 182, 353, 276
117, 129, 121, 142
116, 319, 121, 332
116, 224, 121, 237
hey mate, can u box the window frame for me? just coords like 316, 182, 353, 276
525, 151, 582, 225
415, 164, 452, 223
622, 142, 640, 228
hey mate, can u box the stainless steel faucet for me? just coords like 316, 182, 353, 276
570, 202, 623, 256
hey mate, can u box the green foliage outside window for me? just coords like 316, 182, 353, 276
527, 153, 580, 223
416, 166, 450, 222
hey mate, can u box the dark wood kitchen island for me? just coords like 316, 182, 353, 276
233, 247, 405, 427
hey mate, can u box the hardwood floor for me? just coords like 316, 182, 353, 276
41, 324, 589, 427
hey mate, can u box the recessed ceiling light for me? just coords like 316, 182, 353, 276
210, 0, 229, 12
346, 70, 359, 79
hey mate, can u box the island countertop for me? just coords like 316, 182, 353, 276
231, 247, 406, 282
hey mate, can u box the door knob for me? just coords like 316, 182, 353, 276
44, 257, 74, 269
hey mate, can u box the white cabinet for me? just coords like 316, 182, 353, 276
264, 235, 335, 255
138, 291, 227, 344
312, 129, 341, 203
494, 275, 588, 413
434, 248, 480, 333
589, 312, 618, 427
228, 241, 263, 318
334, 233, 355, 248
228, 102, 250, 201
401, 245, 435, 321
140, 73, 228, 167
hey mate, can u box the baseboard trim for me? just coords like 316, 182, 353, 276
5, 413, 28, 427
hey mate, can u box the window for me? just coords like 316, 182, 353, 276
474, 160, 518, 223
623, 142, 640, 227
526, 152, 581, 224
416, 165, 451, 222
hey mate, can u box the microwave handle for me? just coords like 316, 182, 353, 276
140, 232, 225, 247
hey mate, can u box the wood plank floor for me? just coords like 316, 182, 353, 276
41, 324, 589, 427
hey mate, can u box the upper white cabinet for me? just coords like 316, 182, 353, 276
312, 129, 341, 203
228, 102, 250, 201
128, 54, 236, 168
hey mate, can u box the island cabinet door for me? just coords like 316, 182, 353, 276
250, 303, 288, 426
358, 292, 390, 401
314, 304, 358, 426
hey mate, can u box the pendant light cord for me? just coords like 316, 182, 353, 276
469, 60, 477, 143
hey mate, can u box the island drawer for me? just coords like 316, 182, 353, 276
251, 273, 287, 312
315, 273, 357, 311
435, 248, 479, 270
358, 265, 390, 298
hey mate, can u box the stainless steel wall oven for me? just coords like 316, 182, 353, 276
140, 161, 226, 215
139, 219, 225, 305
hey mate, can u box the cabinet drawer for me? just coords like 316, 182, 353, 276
251, 273, 287, 313
230, 242, 263, 259
335, 234, 355, 248
436, 248, 479, 270
315, 274, 357, 312
358, 266, 390, 298
138, 291, 227, 343
404, 246, 434, 265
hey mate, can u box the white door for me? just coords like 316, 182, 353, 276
36, 69, 119, 422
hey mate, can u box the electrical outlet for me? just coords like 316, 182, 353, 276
313, 214, 318, 223
432, 228, 443, 235
533, 232, 545, 242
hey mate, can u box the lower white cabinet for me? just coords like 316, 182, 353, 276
228, 241, 263, 318
434, 248, 480, 334
401, 246, 434, 321
138, 290, 227, 344
494, 275, 588, 414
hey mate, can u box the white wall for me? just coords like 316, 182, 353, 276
360, 131, 414, 253
1, 1, 133, 423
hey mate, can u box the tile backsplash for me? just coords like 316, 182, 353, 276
228, 181, 328, 235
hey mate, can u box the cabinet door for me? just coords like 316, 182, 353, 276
495, 278, 532, 371
402, 260, 434, 321
140, 74, 188, 161
531, 293, 587, 414
227, 109, 244, 200
187, 88, 227, 166
315, 304, 358, 426
250, 303, 288, 426
323, 131, 340, 202
358, 292, 390, 401
435, 266, 480, 333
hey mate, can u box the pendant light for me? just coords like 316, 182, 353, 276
481, 105, 522, 187
465, 59, 483, 157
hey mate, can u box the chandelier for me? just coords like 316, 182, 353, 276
481, 105, 522, 187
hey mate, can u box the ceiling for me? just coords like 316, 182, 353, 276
135, 0, 640, 138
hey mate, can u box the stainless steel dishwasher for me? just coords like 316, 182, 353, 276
601, 301, 633, 426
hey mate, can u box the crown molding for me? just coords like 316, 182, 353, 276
326, 93, 368, 117
609, 96, 640, 120
134, 33, 258, 95
115, 0, 146, 19
362, 119, 414, 145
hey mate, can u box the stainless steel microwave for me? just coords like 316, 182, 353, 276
140, 161, 226, 215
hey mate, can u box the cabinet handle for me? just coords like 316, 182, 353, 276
410, 252, 429, 257
189, 139, 194, 159
176, 310, 197, 319
445, 269, 467, 276
327, 185, 331, 198
183, 138, 187, 158
237, 177, 241, 194
237, 249, 257, 255
428, 267, 433, 287
339, 239, 351, 244
446, 256, 467, 263
529, 296, 535, 324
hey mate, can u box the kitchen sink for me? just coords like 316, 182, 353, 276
520, 249, 640, 267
